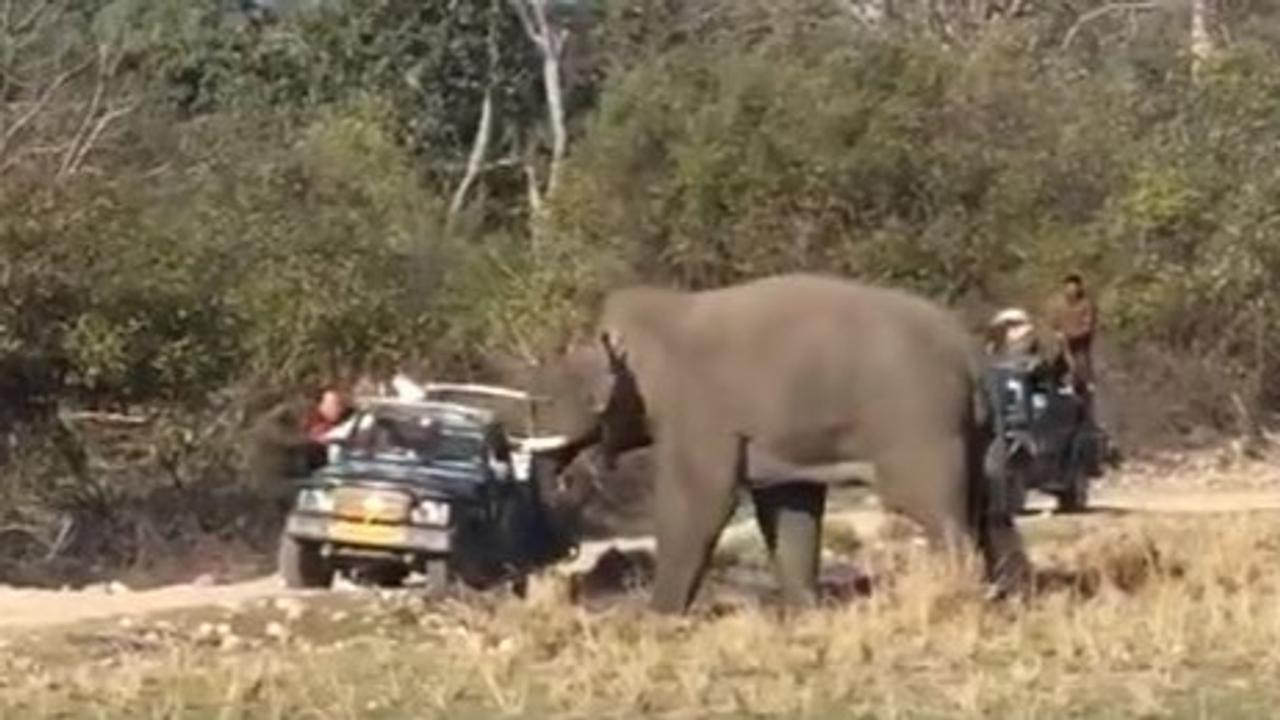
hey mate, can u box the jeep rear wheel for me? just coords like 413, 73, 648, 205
1056, 435, 1092, 514
984, 438, 1027, 517
278, 534, 334, 589
1057, 475, 1089, 513
1008, 467, 1028, 516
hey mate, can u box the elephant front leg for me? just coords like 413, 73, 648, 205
650, 444, 738, 615
751, 482, 827, 608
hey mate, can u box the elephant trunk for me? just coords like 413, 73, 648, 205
529, 429, 604, 542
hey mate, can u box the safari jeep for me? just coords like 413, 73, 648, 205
984, 356, 1109, 514
277, 397, 576, 592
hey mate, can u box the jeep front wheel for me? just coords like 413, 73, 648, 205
278, 534, 334, 589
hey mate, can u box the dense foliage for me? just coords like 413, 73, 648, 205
5, 0, 1279, 413
3, 0, 1280, 539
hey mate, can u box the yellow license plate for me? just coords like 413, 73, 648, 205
328, 521, 408, 547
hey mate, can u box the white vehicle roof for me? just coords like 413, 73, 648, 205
352, 396, 498, 425
422, 382, 550, 403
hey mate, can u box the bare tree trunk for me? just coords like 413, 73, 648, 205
447, 87, 495, 227
540, 36, 567, 197
508, 0, 568, 204
447, 0, 501, 230
1190, 0, 1218, 79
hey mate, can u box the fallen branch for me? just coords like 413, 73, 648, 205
61, 410, 152, 426
45, 516, 74, 561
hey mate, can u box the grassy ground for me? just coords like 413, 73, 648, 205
4, 506, 1280, 719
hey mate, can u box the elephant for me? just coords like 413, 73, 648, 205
550, 272, 1031, 614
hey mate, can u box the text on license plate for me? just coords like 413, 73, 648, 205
327, 521, 408, 547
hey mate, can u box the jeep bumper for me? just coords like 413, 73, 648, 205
285, 513, 452, 554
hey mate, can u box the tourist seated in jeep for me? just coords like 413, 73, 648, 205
985, 307, 1070, 389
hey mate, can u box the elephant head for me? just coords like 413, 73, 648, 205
592, 329, 653, 465
523, 327, 658, 539
541, 330, 653, 468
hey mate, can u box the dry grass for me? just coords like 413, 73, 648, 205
4, 510, 1280, 719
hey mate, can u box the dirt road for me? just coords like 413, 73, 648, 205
3, 484, 1279, 633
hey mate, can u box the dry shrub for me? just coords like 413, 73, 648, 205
1097, 341, 1254, 453
7, 513, 1280, 718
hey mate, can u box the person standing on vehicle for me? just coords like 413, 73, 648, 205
1046, 273, 1098, 396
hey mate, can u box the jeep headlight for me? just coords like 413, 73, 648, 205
410, 499, 450, 526
295, 488, 335, 513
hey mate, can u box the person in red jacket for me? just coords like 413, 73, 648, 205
303, 387, 351, 443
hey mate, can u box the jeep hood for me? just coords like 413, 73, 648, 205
314, 459, 487, 502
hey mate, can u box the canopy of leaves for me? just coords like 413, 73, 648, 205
4, 0, 1280, 414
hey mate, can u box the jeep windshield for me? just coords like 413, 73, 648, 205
344, 410, 487, 468
422, 384, 537, 440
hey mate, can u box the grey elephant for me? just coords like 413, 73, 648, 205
551, 273, 1030, 614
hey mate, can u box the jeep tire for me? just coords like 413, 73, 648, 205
1055, 435, 1091, 514
278, 534, 334, 589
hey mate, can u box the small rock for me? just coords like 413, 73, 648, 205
105, 581, 129, 595
219, 635, 243, 652
265, 621, 289, 642
191, 573, 217, 588
215, 623, 232, 638
118, 618, 135, 630
194, 622, 216, 641
273, 598, 305, 622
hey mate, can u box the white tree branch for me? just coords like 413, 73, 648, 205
508, 0, 569, 204
61, 99, 136, 177
0, 66, 74, 155
448, 86, 495, 224
1060, 1, 1160, 51
506, 0, 543, 49
56, 50, 107, 177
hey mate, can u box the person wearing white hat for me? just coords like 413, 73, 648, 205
986, 307, 1038, 358
985, 306, 1074, 393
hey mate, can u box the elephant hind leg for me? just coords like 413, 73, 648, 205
650, 444, 739, 614
751, 482, 827, 607
876, 440, 976, 573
